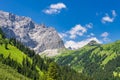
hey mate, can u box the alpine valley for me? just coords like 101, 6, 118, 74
0, 10, 120, 80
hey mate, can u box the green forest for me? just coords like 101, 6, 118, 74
0, 27, 120, 80
0, 28, 92, 80
55, 40, 120, 80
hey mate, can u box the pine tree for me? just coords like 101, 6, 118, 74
47, 62, 61, 80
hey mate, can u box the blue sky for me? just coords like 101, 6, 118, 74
0, 0, 120, 49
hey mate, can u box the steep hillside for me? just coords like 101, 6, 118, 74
55, 41, 120, 80
0, 62, 31, 80
0, 28, 42, 79
0, 42, 31, 64
0, 28, 91, 80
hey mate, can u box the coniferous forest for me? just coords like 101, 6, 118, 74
0, 28, 92, 80
1, 24, 120, 80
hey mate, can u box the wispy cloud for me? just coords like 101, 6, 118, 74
43, 3, 66, 14
58, 23, 99, 49
101, 10, 117, 23
102, 15, 114, 23
101, 32, 109, 37
68, 24, 87, 39
87, 33, 95, 37
65, 37, 101, 49
112, 10, 117, 17
58, 33, 67, 39
58, 23, 93, 39
101, 32, 110, 42
86, 23, 93, 28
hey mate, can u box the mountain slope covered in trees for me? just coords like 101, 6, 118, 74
1, 23, 120, 80
0, 62, 31, 80
54, 41, 120, 80
0, 28, 92, 80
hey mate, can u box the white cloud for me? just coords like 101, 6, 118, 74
102, 15, 114, 23
101, 32, 109, 37
102, 37, 110, 42
86, 23, 93, 28
65, 37, 101, 49
101, 10, 117, 23
112, 10, 117, 17
50, 3, 66, 9
90, 33, 94, 36
58, 33, 67, 39
59, 23, 93, 39
43, 3, 66, 14
101, 32, 110, 42
68, 24, 87, 39
87, 33, 95, 37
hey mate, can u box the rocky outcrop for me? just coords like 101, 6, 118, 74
0, 10, 65, 53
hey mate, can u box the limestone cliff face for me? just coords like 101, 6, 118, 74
0, 10, 65, 53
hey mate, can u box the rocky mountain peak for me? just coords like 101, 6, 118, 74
87, 40, 99, 46
0, 10, 65, 53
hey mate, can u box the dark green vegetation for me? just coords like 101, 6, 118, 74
1, 26, 120, 80
0, 62, 31, 80
0, 28, 92, 80
55, 40, 120, 80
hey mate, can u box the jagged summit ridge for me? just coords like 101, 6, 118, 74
87, 40, 99, 46
0, 10, 65, 53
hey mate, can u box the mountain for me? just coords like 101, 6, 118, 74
0, 28, 91, 80
54, 40, 120, 80
1, 10, 120, 80
0, 10, 65, 54
87, 40, 99, 46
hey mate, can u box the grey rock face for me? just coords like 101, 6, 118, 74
0, 10, 65, 53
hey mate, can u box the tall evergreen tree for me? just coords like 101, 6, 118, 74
47, 62, 61, 80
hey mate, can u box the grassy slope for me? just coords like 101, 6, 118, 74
0, 32, 32, 64
0, 34, 44, 79
0, 62, 31, 80
55, 45, 97, 72
55, 41, 120, 73
0, 44, 29, 64
0, 44, 44, 79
